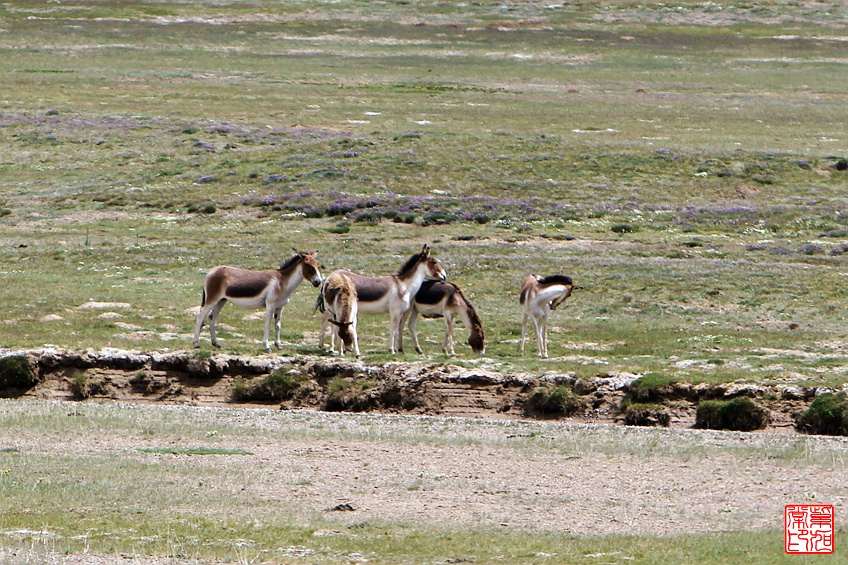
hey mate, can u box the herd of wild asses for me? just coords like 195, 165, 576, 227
193, 245, 578, 359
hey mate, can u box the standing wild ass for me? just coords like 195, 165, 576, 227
519, 274, 579, 358
193, 249, 323, 351
319, 271, 361, 358
318, 244, 446, 354
400, 280, 485, 356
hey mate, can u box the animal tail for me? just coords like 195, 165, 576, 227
200, 288, 207, 308
314, 289, 326, 314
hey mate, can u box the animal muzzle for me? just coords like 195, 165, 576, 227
312, 275, 324, 287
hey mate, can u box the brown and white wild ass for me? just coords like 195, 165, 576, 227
318, 244, 446, 354
318, 271, 361, 358
193, 249, 323, 351
400, 280, 485, 356
519, 274, 579, 358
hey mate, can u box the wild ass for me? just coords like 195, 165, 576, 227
319, 271, 361, 358
400, 280, 485, 356
519, 274, 579, 358
193, 249, 323, 351
318, 244, 446, 354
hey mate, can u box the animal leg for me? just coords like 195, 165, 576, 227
398, 309, 411, 353
351, 317, 361, 359
443, 312, 456, 356
207, 300, 226, 348
388, 311, 401, 354
407, 310, 424, 354
519, 313, 529, 355
534, 315, 548, 358
273, 306, 283, 349
261, 301, 276, 351
318, 311, 331, 351
193, 304, 212, 348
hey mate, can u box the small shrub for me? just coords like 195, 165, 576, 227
327, 221, 351, 234
627, 373, 678, 403
695, 397, 770, 431
623, 403, 671, 427
233, 370, 310, 402
796, 392, 848, 436
0, 356, 37, 391
525, 385, 584, 417
611, 224, 639, 234
324, 377, 376, 412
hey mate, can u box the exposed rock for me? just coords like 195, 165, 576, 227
78, 301, 132, 310
40, 314, 64, 322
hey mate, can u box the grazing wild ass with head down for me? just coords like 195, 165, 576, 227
318, 244, 446, 355
519, 274, 580, 358
318, 271, 361, 358
193, 249, 323, 351
400, 280, 485, 356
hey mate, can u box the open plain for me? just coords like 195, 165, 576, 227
1, 0, 848, 562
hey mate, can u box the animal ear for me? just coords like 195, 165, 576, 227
421, 244, 430, 256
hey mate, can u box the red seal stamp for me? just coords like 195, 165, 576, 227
785, 504, 835, 554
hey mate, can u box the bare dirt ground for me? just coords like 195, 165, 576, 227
1, 348, 847, 564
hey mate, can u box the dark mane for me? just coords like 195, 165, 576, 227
454, 285, 482, 327
396, 251, 425, 277
279, 253, 301, 271
539, 274, 573, 286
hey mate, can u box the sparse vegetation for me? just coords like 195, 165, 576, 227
232, 369, 312, 402
695, 398, 771, 432
324, 377, 376, 412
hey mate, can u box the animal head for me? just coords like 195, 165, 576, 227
293, 248, 323, 287
468, 325, 485, 356
398, 244, 447, 281
550, 282, 582, 311
329, 319, 355, 348
420, 245, 447, 281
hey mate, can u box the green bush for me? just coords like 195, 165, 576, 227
611, 223, 639, 234
695, 397, 770, 431
324, 377, 375, 412
0, 356, 37, 391
626, 373, 678, 403
233, 370, 310, 402
796, 392, 848, 436
525, 385, 584, 417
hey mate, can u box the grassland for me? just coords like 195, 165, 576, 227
1, 0, 847, 561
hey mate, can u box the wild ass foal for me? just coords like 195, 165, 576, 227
318, 244, 446, 355
400, 280, 485, 356
319, 271, 361, 358
519, 274, 579, 358
193, 249, 323, 351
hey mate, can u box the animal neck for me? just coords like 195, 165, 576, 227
458, 302, 482, 339
537, 286, 569, 305
397, 261, 429, 295
279, 258, 304, 292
